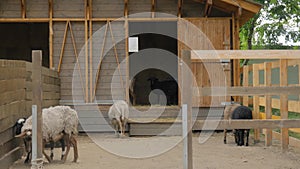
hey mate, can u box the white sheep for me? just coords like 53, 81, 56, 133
108, 100, 129, 137
16, 105, 79, 163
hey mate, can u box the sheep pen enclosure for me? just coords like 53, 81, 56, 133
9, 133, 300, 169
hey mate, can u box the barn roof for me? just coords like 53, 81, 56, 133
198, 0, 262, 26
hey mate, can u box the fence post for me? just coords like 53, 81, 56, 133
242, 65, 249, 106
280, 59, 289, 151
253, 64, 260, 143
181, 51, 193, 169
264, 62, 272, 146
31, 50, 43, 169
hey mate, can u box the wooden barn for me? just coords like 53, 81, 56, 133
0, 0, 263, 168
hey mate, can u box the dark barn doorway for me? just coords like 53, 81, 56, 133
0, 23, 49, 67
129, 22, 178, 105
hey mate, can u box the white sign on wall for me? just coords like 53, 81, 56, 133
128, 37, 139, 52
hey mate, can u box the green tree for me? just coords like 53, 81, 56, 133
240, 0, 300, 51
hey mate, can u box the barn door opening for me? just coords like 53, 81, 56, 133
128, 22, 178, 106
0, 23, 49, 67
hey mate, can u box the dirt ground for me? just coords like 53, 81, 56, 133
10, 132, 300, 169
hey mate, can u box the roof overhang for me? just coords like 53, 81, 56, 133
197, 0, 262, 26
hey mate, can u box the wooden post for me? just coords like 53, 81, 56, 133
181, 51, 193, 169
264, 62, 272, 146
31, 50, 43, 169
242, 65, 249, 106
253, 64, 260, 143
280, 59, 289, 151
49, 0, 53, 69
85, 0, 89, 102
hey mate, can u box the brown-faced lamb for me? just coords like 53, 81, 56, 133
15, 106, 79, 163
108, 100, 129, 137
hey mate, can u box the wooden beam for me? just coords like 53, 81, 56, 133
57, 22, 69, 73
253, 64, 260, 143
242, 66, 249, 106
85, 0, 89, 102
204, 0, 213, 17
124, 0, 128, 17
219, 0, 261, 13
49, 0, 53, 69
69, 21, 87, 102
194, 86, 300, 96
264, 62, 272, 146
93, 23, 108, 101
31, 50, 43, 168
89, 0, 93, 102
108, 22, 124, 89
191, 50, 300, 60
193, 119, 300, 130
181, 51, 193, 169
21, 0, 26, 19
178, 0, 182, 17
280, 59, 289, 151
151, 0, 155, 18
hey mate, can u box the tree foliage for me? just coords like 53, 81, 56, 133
240, 0, 300, 50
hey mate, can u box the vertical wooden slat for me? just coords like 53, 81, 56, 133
89, 0, 93, 102
253, 63, 260, 143
124, 0, 128, 17
280, 59, 289, 151
264, 62, 272, 146
178, 0, 182, 17
125, 2, 129, 103
21, 0, 26, 19
85, 0, 89, 102
49, 0, 53, 69
242, 65, 249, 106
151, 0, 155, 18
181, 51, 193, 169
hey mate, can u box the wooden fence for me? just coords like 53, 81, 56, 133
0, 59, 60, 169
242, 59, 300, 148
186, 50, 300, 150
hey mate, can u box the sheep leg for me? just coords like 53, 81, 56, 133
43, 141, 52, 163
62, 135, 71, 163
50, 141, 54, 160
60, 138, 66, 160
237, 130, 245, 146
24, 151, 31, 164
70, 135, 78, 162
223, 129, 227, 144
118, 120, 124, 136
24, 139, 31, 163
245, 129, 250, 146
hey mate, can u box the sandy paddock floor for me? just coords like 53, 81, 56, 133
10, 132, 300, 169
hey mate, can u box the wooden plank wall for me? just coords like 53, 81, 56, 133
53, 21, 86, 102
0, 60, 26, 169
0, 0, 21, 18
92, 22, 126, 102
178, 18, 232, 107
0, 60, 60, 169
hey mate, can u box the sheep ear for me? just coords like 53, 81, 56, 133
15, 131, 26, 138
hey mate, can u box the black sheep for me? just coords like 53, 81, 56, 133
148, 77, 178, 105
231, 106, 253, 146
